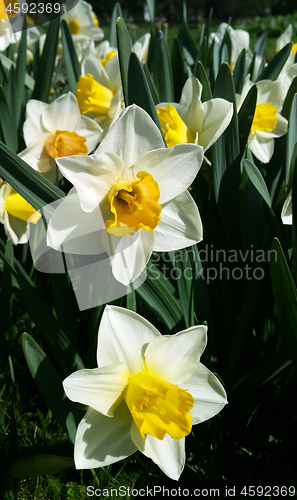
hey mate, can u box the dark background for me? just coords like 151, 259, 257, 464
88, 0, 296, 23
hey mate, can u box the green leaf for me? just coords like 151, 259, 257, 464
143, 63, 160, 104
168, 249, 195, 328
254, 32, 267, 57
0, 53, 35, 90
127, 52, 166, 145
232, 49, 246, 94
135, 261, 182, 330
211, 63, 240, 202
8, 455, 74, 479
0, 140, 65, 211
22, 333, 80, 443
213, 63, 240, 162
0, 241, 84, 377
15, 22, 27, 128
281, 76, 297, 120
242, 159, 271, 208
146, 0, 155, 25
116, 17, 132, 108
257, 42, 292, 82
50, 272, 78, 351
110, 3, 123, 48
0, 86, 17, 152
32, 16, 60, 102
270, 238, 297, 373
178, 2, 198, 63
0, 239, 13, 331
193, 61, 212, 102
171, 37, 188, 102
126, 284, 137, 312
286, 93, 297, 186
153, 30, 174, 102
238, 84, 257, 154
61, 20, 81, 94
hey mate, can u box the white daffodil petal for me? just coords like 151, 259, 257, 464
199, 98, 233, 151
248, 134, 274, 163
74, 404, 137, 469
281, 189, 292, 225
180, 363, 227, 425
56, 153, 124, 212
154, 191, 203, 252
110, 228, 155, 286
47, 190, 106, 254
19, 140, 52, 174
132, 144, 203, 205
96, 105, 164, 168
105, 53, 121, 91
41, 93, 81, 132
24, 100, 48, 144
256, 80, 284, 110
130, 422, 185, 481
175, 77, 204, 132
145, 325, 208, 385
6, 213, 29, 245
82, 55, 111, 89
75, 115, 103, 150
63, 364, 128, 417
97, 305, 161, 372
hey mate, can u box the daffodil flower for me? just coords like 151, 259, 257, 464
62, 0, 103, 42
156, 76, 233, 152
237, 77, 288, 163
63, 305, 227, 480
76, 54, 123, 136
132, 33, 151, 64
19, 92, 103, 183
210, 23, 250, 71
47, 105, 204, 285
0, 181, 40, 245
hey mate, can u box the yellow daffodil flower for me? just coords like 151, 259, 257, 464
63, 305, 227, 480
47, 105, 204, 286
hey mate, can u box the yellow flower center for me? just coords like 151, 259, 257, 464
0, 0, 8, 19
106, 171, 161, 237
93, 12, 99, 26
5, 192, 41, 223
291, 43, 297, 57
76, 74, 114, 115
251, 103, 278, 132
100, 50, 116, 67
0, 0, 19, 18
69, 19, 80, 35
125, 370, 194, 440
157, 104, 194, 147
44, 131, 88, 159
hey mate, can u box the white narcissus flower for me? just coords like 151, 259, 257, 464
63, 305, 227, 480
210, 23, 250, 71
156, 76, 233, 152
236, 77, 288, 164
76, 55, 123, 136
132, 33, 151, 64
61, 0, 104, 42
19, 92, 103, 183
47, 105, 204, 286
0, 181, 40, 245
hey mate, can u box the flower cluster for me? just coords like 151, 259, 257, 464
2, 0, 297, 484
